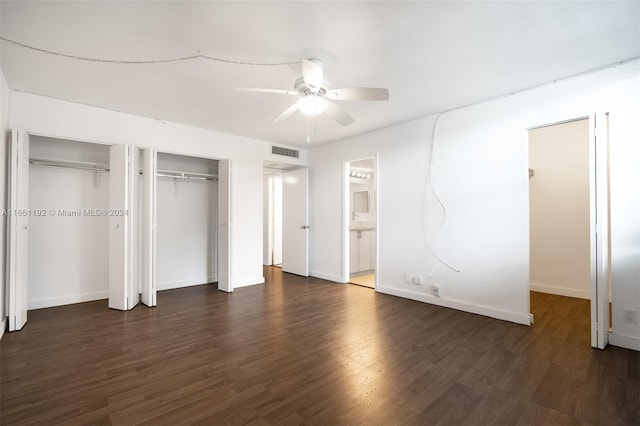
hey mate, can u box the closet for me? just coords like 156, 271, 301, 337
6, 130, 231, 331
156, 153, 219, 291
28, 135, 111, 310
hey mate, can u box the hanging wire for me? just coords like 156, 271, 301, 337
0, 37, 299, 66
426, 113, 461, 278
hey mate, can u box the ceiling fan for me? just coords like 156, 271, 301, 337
236, 59, 389, 127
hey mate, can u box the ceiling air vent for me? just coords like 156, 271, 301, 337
271, 145, 299, 158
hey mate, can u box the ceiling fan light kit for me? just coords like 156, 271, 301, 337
297, 95, 327, 116
236, 58, 389, 129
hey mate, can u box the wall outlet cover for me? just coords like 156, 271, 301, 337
624, 309, 637, 324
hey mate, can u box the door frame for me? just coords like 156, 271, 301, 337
526, 113, 610, 349
342, 154, 379, 286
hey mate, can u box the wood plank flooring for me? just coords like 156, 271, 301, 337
1, 268, 639, 425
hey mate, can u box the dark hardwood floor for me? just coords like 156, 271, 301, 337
2, 268, 638, 425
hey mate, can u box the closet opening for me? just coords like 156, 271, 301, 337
344, 157, 377, 289
155, 152, 219, 292
28, 135, 112, 310
527, 114, 611, 349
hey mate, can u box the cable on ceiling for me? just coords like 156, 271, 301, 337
0, 37, 299, 66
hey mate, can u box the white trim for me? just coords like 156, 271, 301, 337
27, 291, 108, 310
377, 285, 531, 326
157, 276, 217, 291
309, 270, 344, 283
609, 331, 640, 351
530, 282, 591, 300
232, 276, 265, 288
0, 318, 6, 339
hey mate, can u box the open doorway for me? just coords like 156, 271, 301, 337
263, 173, 283, 268
528, 115, 611, 349
263, 161, 309, 277
345, 157, 377, 289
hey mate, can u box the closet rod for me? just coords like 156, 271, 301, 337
157, 169, 218, 181
29, 157, 110, 172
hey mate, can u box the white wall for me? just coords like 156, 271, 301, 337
309, 60, 640, 347
529, 119, 591, 299
609, 108, 640, 350
0, 68, 10, 335
7, 91, 308, 296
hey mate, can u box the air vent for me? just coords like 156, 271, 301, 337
272, 146, 299, 158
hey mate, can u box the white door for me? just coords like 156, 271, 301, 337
141, 148, 157, 307
282, 168, 309, 276
7, 130, 29, 331
109, 144, 138, 310
590, 113, 610, 349
217, 159, 231, 292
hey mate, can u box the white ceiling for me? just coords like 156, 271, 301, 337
1, 1, 638, 147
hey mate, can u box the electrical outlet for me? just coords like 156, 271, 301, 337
411, 276, 423, 285
431, 285, 440, 297
624, 309, 637, 324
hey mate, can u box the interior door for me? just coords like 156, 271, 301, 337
217, 159, 231, 292
7, 130, 29, 331
282, 168, 309, 276
109, 144, 137, 310
590, 112, 610, 349
141, 148, 157, 307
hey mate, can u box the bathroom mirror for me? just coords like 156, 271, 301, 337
354, 191, 369, 213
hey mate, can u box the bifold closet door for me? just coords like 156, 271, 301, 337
141, 148, 157, 307
7, 130, 29, 331
217, 159, 231, 292
109, 144, 139, 310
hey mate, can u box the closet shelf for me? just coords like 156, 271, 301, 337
157, 169, 218, 181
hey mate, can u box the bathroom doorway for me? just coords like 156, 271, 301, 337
345, 157, 377, 289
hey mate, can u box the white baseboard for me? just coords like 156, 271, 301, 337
530, 282, 591, 299
309, 270, 344, 283
0, 318, 5, 340
376, 285, 531, 326
232, 276, 265, 288
27, 291, 108, 310
157, 276, 217, 291
609, 331, 640, 351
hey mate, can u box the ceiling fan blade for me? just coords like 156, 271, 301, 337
326, 87, 389, 101
324, 100, 355, 126
273, 103, 300, 123
235, 87, 297, 96
302, 59, 323, 91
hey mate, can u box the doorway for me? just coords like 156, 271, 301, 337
263, 173, 283, 267
263, 162, 309, 277
528, 114, 610, 349
345, 157, 377, 289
